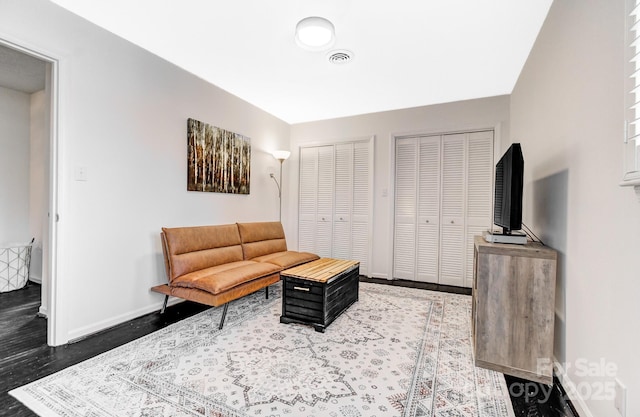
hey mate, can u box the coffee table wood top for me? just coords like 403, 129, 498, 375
282, 258, 359, 283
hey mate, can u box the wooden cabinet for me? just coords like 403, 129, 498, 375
472, 236, 557, 384
280, 259, 360, 333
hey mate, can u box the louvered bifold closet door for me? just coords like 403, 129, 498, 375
299, 140, 373, 275
316, 146, 335, 257
465, 131, 494, 287
416, 136, 441, 283
333, 143, 353, 260
298, 147, 318, 253
393, 138, 418, 279
439, 134, 466, 287
352, 142, 371, 276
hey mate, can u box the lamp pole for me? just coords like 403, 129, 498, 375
270, 150, 291, 222
277, 158, 284, 221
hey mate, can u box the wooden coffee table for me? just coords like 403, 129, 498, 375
279, 258, 359, 332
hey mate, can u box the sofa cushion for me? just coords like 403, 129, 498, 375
162, 224, 244, 282
237, 222, 288, 260
172, 260, 281, 294
252, 251, 320, 269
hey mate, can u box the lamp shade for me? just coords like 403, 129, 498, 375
295, 17, 335, 51
272, 150, 291, 161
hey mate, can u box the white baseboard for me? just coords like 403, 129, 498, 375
554, 360, 595, 417
67, 297, 186, 343
38, 305, 47, 318
369, 272, 390, 280
29, 275, 42, 284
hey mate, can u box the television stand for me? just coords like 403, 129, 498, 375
472, 236, 557, 384
483, 230, 527, 245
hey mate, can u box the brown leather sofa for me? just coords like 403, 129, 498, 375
151, 221, 318, 328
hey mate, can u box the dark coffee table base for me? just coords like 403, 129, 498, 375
280, 264, 359, 332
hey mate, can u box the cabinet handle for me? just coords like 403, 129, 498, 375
293, 286, 310, 292
340, 217, 344, 220
451, 220, 454, 224
426, 220, 429, 223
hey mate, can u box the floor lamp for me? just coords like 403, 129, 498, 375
270, 150, 291, 222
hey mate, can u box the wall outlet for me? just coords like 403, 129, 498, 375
614, 378, 626, 417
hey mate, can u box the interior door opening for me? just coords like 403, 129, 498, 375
0, 39, 59, 345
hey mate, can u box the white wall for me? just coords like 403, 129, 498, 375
511, 1, 640, 416
0, 0, 290, 344
0, 85, 46, 284
0, 85, 47, 283
0, 85, 30, 244
29, 89, 47, 282
290, 96, 510, 279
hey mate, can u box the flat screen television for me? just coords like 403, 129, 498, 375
493, 143, 524, 234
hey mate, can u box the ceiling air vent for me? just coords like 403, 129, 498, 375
327, 50, 354, 64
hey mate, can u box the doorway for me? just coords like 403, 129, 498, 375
0, 40, 59, 345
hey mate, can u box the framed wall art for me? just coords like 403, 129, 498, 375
187, 118, 251, 194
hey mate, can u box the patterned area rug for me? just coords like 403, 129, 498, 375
11, 282, 515, 417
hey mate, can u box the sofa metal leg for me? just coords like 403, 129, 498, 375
266, 285, 269, 299
160, 295, 169, 314
218, 303, 229, 330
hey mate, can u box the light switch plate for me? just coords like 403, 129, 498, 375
74, 166, 88, 181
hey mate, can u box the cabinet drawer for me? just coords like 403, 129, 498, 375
285, 289, 323, 304
284, 279, 323, 295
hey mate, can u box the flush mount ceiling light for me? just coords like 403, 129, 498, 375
295, 16, 335, 51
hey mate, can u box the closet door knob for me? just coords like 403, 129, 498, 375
450, 220, 454, 224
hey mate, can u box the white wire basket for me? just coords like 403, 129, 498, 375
0, 239, 34, 293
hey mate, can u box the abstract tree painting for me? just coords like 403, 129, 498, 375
187, 118, 251, 194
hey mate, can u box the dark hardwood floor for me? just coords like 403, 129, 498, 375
1, 281, 579, 417
0, 283, 209, 417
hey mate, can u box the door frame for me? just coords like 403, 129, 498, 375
0, 36, 64, 346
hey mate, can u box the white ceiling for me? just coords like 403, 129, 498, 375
50, 0, 553, 124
